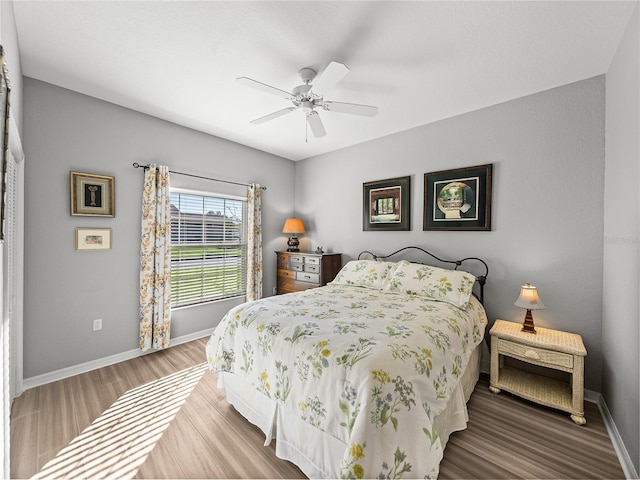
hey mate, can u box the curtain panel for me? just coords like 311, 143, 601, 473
139, 164, 172, 351
246, 183, 263, 302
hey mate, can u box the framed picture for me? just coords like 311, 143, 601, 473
70, 171, 115, 216
423, 163, 492, 231
76, 228, 112, 251
0, 46, 10, 241
363, 176, 411, 231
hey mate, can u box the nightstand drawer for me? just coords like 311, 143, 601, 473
289, 255, 304, 264
296, 272, 320, 284
277, 275, 295, 291
277, 269, 295, 279
290, 263, 303, 272
305, 256, 320, 265
498, 338, 573, 369
304, 264, 320, 274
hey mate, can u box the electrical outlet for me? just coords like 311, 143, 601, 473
92, 318, 102, 331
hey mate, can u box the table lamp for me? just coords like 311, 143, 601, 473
282, 218, 305, 252
514, 283, 545, 334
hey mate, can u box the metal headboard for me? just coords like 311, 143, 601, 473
358, 246, 488, 305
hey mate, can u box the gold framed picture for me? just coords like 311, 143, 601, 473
76, 228, 112, 251
70, 171, 115, 216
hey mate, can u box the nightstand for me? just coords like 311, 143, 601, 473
489, 319, 587, 425
276, 251, 342, 295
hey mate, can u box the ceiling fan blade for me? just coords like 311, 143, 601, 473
250, 107, 297, 125
237, 77, 293, 100
323, 101, 378, 117
312, 61, 349, 94
306, 111, 326, 138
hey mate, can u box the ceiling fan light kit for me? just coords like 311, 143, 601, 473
238, 61, 378, 139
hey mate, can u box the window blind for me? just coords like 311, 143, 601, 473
170, 190, 247, 308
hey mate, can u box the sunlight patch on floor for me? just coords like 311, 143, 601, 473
32, 362, 208, 479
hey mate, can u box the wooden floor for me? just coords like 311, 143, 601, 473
10, 337, 626, 479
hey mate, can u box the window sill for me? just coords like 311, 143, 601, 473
171, 294, 246, 312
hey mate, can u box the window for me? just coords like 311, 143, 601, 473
170, 189, 247, 308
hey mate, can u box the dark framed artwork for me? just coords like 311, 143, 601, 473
363, 176, 411, 231
423, 164, 492, 231
70, 171, 115, 217
0, 46, 10, 241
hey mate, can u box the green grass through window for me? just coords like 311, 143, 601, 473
170, 245, 246, 307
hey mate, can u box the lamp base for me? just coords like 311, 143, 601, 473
287, 235, 300, 252
521, 309, 537, 334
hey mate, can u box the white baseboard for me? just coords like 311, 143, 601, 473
591, 390, 638, 480
21, 328, 215, 392
584, 387, 599, 404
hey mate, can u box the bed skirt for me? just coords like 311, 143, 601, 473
216, 344, 482, 478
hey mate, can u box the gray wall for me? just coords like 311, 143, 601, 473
603, 4, 639, 474
295, 76, 606, 392
23, 78, 295, 378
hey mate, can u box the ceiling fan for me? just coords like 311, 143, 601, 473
237, 61, 378, 138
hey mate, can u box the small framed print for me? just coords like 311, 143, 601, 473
423, 163, 492, 231
363, 176, 411, 231
76, 228, 112, 251
70, 171, 115, 217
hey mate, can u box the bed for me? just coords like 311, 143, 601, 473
206, 246, 489, 479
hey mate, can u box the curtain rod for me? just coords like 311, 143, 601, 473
132, 162, 267, 190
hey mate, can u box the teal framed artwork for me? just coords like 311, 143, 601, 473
423, 164, 492, 231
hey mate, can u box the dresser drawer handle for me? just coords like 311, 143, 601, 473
524, 349, 540, 360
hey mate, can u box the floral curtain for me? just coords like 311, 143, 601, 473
246, 183, 263, 302
139, 164, 172, 351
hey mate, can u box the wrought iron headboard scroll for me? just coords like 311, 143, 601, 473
358, 246, 488, 305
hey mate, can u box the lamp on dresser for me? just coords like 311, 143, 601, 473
282, 218, 305, 252
514, 283, 545, 333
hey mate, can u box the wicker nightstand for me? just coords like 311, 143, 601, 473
489, 319, 587, 425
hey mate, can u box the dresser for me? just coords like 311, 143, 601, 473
489, 319, 587, 424
276, 251, 342, 295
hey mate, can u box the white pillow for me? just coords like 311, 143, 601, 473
382, 260, 476, 309
332, 260, 397, 290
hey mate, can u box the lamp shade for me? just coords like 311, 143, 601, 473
282, 218, 305, 234
514, 283, 545, 310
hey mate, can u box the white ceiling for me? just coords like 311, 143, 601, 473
13, 1, 636, 161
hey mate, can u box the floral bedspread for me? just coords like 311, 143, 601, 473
206, 284, 487, 479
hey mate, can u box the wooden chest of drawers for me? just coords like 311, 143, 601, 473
276, 251, 342, 295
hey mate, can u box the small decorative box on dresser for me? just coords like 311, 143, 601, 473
276, 251, 342, 295
489, 319, 587, 425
